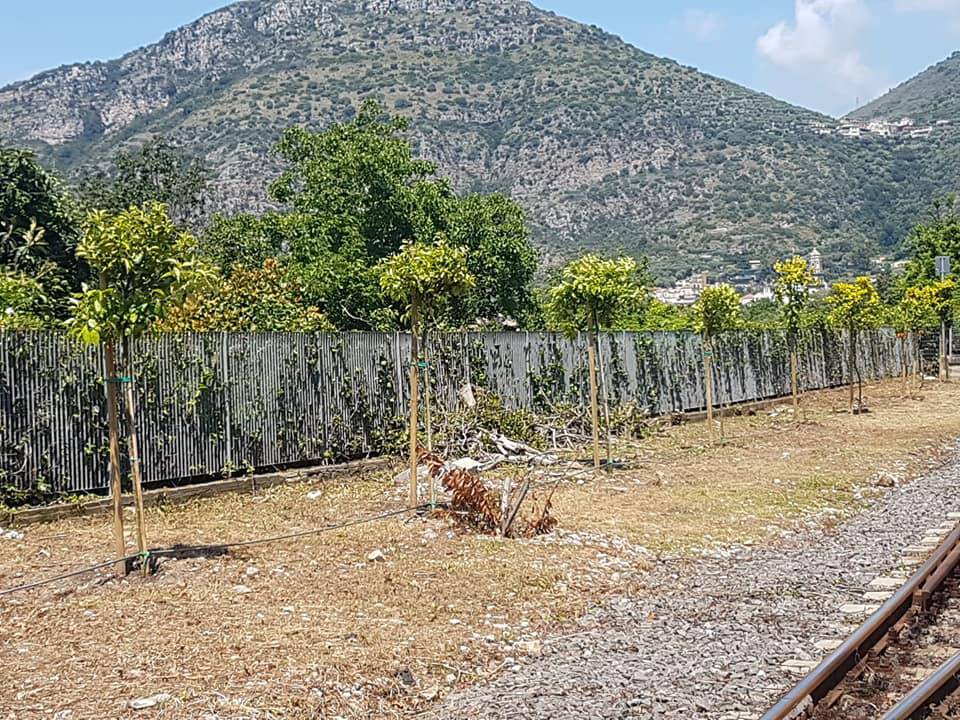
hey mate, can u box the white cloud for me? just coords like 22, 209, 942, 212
757, 0, 874, 86
682, 9, 722, 40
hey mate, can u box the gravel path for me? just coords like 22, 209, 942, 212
430, 445, 960, 720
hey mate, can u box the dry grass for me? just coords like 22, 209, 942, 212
2, 379, 959, 719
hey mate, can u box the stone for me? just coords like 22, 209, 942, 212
367, 549, 386, 562
129, 693, 171, 710
868, 576, 902, 589
515, 640, 542, 656
814, 639, 843, 652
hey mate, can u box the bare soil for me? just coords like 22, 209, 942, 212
2, 380, 959, 719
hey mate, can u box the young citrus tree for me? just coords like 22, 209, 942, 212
825, 276, 884, 413
895, 282, 949, 390
379, 239, 474, 507
774, 256, 819, 410
692, 284, 742, 438
67, 202, 209, 574
546, 254, 647, 469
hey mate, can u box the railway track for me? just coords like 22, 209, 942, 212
762, 518, 960, 720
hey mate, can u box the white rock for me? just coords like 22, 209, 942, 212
367, 549, 386, 562
515, 639, 542, 656
129, 693, 171, 710
233, 584, 252, 594
306, 490, 323, 500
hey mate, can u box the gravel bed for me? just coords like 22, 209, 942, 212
430, 445, 960, 720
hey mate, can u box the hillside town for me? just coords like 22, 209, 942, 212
811, 116, 950, 140
653, 249, 827, 306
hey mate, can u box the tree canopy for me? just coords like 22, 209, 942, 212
903, 194, 960, 284
195, 101, 536, 330
1, 147, 84, 309
692, 284, 742, 341
67, 203, 209, 344
78, 137, 210, 229
378, 239, 475, 327
546, 254, 649, 334
774, 256, 818, 347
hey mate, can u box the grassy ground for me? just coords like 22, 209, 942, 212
2, 379, 959, 719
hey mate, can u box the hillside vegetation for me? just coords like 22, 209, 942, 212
849, 52, 960, 123
1, 0, 958, 280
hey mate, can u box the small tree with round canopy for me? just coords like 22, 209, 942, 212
825, 276, 884, 413
67, 202, 210, 574
774, 256, 820, 411
692, 284, 742, 440
379, 238, 475, 507
546, 255, 647, 469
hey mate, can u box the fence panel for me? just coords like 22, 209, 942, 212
0, 328, 912, 494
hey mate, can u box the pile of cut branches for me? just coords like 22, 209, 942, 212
421, 449, 557, 539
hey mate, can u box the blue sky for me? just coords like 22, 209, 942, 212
1, 1, 959, 117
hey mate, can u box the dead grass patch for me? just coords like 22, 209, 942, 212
2, 380, 959, 719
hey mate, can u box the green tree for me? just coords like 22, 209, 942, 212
1, 148, 84, 309
546, 254, 648, 468
894, 281, 951, 389
379, 239, 475, 507
446, 193, 538, 324
0, 268, 47, 329
903, 194, 960, 285
825, 276, 884, 412
271, 100, 448, 261
161, 259, 334, 333
692, 284, 742, 436
78, 137, 210, 228
67, 202, 210, 573
741, 298, 781, 330
639, 298, 693, 331
774, 256, 819, 409
203, 101, 537, 330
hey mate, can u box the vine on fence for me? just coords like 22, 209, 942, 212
0, 328, 912, 501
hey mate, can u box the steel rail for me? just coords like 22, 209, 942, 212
761, 521, 960, 720
880, 649, 960, 720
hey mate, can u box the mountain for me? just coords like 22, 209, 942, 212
0, 0, 957, 281
848, 52, 960, 123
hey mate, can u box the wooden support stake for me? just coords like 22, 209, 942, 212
596, 332, 613, 464
103, 342, 127, 576
790, 350, 799, 412
422, 329, 435, 507
848, 330, 856, 413
586, 331, 601, 471
408, 301, 421, 509
121, 337, 149, 573
704, 340, 715, 441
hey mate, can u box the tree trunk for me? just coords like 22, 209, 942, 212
790, 349, 799, 412
103, 342, 127, 576
586, 331, 601, 470
848, 329, 856, 413
121, 337, 149, 573
422, 326, 435, 507
916, 331, 925, 391
940, 318, 949, 383
703, 338, 715, 441
595, 330, 613, 464
408, 301, 421, 509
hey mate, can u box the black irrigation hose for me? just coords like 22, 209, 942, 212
0, 555, 139, 598
0, 505, 428, 599
1, 461, 619, 599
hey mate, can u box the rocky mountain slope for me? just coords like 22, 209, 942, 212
1, 0, 957, 280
